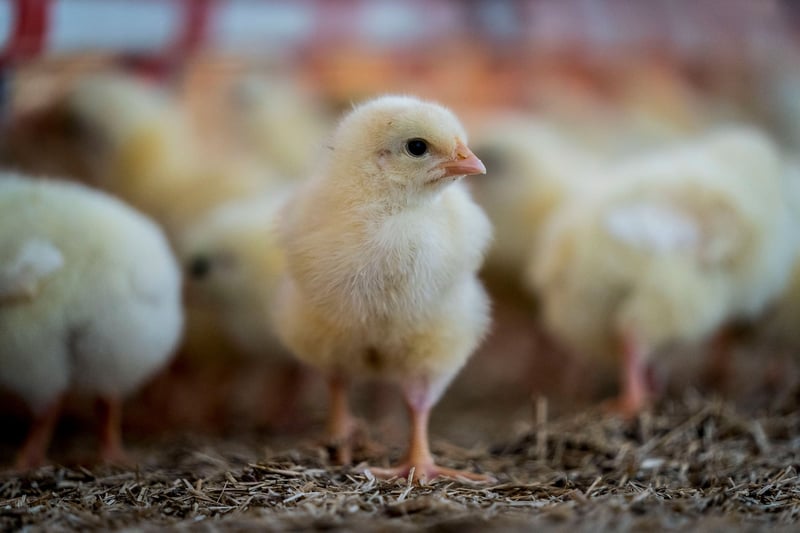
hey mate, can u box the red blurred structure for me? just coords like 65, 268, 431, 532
0, 0, 49, 66
0, 0, 793, 62
0, 0, 797, 135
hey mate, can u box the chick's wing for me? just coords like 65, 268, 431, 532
0, 238, 64, 304
604, 199, 743, 266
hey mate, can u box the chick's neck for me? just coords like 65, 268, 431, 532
325, 159, 446, 215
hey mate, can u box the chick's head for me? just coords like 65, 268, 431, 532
179, 195, 286, 308
329, 96, 485, 201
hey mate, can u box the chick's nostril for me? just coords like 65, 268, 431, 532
188, 256, 211, 279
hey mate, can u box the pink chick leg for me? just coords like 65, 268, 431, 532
15, 395, 64, 470
368, 379, 494, 484
326, 374, 357, 465
605, 329, 651, 418
95, 396, 129, 465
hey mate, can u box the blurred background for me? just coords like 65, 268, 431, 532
3, 0, 800, 142
1, 0, 800, 457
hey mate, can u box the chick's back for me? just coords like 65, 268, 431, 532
531, 128, 792, 360
0, 175, 183, 411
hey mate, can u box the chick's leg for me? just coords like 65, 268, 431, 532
95, 396, 128, 464
327, 375, 356, 464
368, 378, 493, 484
15, 395, 64, 470
607, 329, 651, 418
703, 326, 734, 391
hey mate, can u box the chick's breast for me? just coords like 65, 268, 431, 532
277, 182, 491, 378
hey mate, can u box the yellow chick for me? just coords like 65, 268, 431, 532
470, 114, 602, 285
0, 173, 183, 468
529, 127, 795, 416
1, 73, 273, 238
178, 188, 304, 426
2, 73, 195, 211
275, 95, 492, 483
230, 75, 332, 180
754, 160, 800, 350
762, 263, 800, 350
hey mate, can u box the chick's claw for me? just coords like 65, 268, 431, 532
367, 462, 495, 485
14, 397, 63, 471
600, 395, 649, 421
326, 417, 386, 465
14, 449, 48, 472
325, 417, 357, 465
99, 444, 132, 467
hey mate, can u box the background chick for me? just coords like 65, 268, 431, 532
749, 160, 800, 360
229, 75, 333, 180
275, 95, 492, 483
1, 74, 195, 214
177, 188, 310, 429
0, 73, 284, 432
529, 127, 795, 416
469, 114, 602, 288
1, 72, 276, 239
0, 173, 183, 468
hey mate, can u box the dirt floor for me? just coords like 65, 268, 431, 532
1, 392, 799, 532
1, 297, 800, 531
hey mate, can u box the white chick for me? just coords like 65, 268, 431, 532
0, 173, 183, 468
529, 127, 794, 416
470, 115, 601, 284
178, 189, 305, 426
275, 95, 492, 483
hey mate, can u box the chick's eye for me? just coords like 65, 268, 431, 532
405, 138, 428, 157
188, 256, 212, 279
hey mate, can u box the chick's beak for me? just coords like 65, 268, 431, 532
438, 141, 486, 178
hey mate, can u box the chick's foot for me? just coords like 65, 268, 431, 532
326, 375, 358, 464
601, 394, 649, 420
368, 460, 494, 484
14, 396, 63, 470
367, 390, 495, 484
96, 396, 131, 466
603, 329, 652, 419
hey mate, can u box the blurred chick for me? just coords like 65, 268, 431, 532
1, 73, 273, 238
1, 74, 194, 213
275, 96, 492, 483
470, 115, 601, 286
230, 75, 332, 180
529, 127, 795, 416
178, 188, 306, 428
754, 160, 800, 350
0, 173, 183, 468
